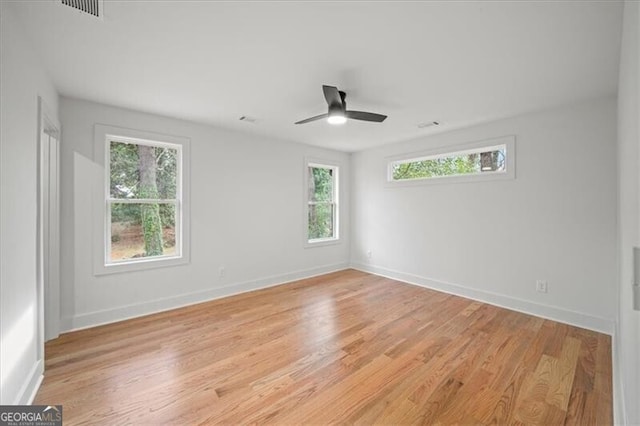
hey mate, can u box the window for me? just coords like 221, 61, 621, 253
388, 136, 515, 185
108, 137, 181, 263
94, 125, 190, 274
306, 161, 339, 244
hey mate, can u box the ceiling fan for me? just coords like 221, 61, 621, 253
295, 85, 387, 125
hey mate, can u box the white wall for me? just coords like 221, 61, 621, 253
0, 4, 59, 404
616, 1, 640, 424
59, 98, 350, 330
351, 98, 618, 333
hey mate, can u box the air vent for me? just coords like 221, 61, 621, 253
417, 121, 440, 129
239, 116, 258, 124
60, 0, 103, 19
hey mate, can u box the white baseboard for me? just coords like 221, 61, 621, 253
62, 262, 349, 332
14, 359, 43, 405
351, 262, 614, 335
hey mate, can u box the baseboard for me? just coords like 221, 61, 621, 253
612, 321, 628, 425
13, 359, 44, 405
63, 262, 350, 332
351, 262, 614, 335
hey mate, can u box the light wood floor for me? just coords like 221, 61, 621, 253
35, 270, 612, 425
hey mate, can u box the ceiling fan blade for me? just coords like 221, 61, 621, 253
294, 113, 329, 125
322, 85, 342, 108
345, 110, 387, 122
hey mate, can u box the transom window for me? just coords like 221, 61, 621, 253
307, 162, 339, 244
390, 145, 506, 181
387, 136, 515, 184
107, 136, 182, 264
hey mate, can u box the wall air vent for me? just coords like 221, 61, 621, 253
60, 0, 103, 19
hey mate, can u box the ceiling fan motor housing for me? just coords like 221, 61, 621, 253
329, 103, 345, 117
329, 91, 347, 116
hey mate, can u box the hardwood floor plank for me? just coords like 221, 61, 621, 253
546, 337, 581, 411
484, 365, 529, 425
565, 388, 595, 426
514, 354, 557, 424
34, 270, 612, 425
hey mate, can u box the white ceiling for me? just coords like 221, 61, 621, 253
11, 1, 623, 152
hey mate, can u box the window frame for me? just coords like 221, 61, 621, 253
386, 135, 516, 187
93, 124, 190, 275
304, 159, 340, 247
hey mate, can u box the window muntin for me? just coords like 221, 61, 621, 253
307, 163, 338, 243
389, 144, 507, 182
106, 137, 182, 264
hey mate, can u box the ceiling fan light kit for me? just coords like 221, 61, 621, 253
327, 114, 347, 125
295, 85, 387, 125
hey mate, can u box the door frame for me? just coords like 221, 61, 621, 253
37, 97, 61, 360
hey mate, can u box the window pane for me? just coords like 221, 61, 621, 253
110, 141, 178, 199
392, 147, 506, 181
308, 203, 334, 240
110, 202, 176, 262
308, 167, 333, 202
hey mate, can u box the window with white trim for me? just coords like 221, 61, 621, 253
307, 162, 339, 244
93, 124, 189, 275
107, 136, 183, 264
387, 136, 515, 185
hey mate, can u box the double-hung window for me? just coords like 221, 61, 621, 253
306, 161, 339, 245
94, 125, 190, 274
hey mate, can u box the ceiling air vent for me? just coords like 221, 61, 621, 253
60, 0, 103, 19
239, 116, 258, 124
417, 121, 440, 129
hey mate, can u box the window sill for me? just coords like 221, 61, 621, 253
305, 238, 341, 248
94, 255, 189, 276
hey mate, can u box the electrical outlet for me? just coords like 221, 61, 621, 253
536, 280, 548, 293
366, 250, 372, 259
219, 266, 225, 278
